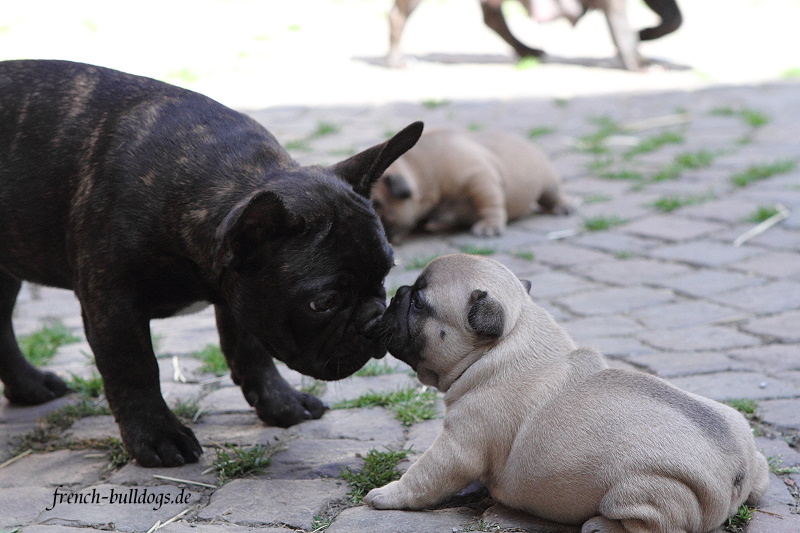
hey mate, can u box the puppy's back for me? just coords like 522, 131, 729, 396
499, 367, 769, 530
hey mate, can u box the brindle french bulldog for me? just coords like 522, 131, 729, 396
0, 59, 423, 467
387, 0, 682, 71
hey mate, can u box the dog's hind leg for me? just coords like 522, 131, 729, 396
387, 0, 423, 67
581, 516, 627, 533
0, 271, 69, 405
601, 0, 641, 71
639, 0, 682, 41
481, 0, 544, 58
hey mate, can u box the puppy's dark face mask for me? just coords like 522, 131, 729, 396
380, 274, 430, 370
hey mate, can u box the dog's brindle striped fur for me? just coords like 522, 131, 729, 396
0, 60, 422, 467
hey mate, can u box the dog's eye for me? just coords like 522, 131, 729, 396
310, 292, 340, 313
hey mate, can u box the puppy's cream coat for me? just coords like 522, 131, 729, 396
366, 254, 769, 533
371, 129, 571, 241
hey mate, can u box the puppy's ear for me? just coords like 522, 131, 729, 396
384, 173, 413, 199
214, 190, 302, 274
520, 279, 532, 293
467, 290, 504, 338
332, 121, 423, 198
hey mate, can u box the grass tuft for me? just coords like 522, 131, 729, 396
583, 216, 626, 232
744, 205, 780, 223
460, 244, 496, 256
354, 360, 398, 377
624, 130, 684, 158
171, 397, 204, 424
210, 442, 283, 483
338, 447, 411, 503
724, 504, 753, 533
731, 160, 796, 187
724, 398, 757, 415
192, 344, 228, 376
67, 372, 104, 398
333, 387, 438, 426
651, 192, 715, 213
20, 321, 80, 366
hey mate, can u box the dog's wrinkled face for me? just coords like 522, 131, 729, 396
215, 170, 394, 381
371, 160, 419, 242
381, 254, 524, 391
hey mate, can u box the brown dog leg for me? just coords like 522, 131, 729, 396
481, 0, 544, 58
387, 0, 423, 67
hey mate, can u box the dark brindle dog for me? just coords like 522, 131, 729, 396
388, 0, 682, 71
0, 60, 423, 467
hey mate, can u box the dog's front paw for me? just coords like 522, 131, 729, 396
471, 219, 505, 237
3, 367, 69, 405
119, 412, 202, 468
364, 481, 409, 509
246, 386, 327, 428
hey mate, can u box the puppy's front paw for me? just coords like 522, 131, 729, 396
364, 481, 409, 510
471, 219, 505, 237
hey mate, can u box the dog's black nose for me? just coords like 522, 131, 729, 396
359, 299, 387, 339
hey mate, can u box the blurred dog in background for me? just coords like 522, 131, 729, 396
387, 0, 682, 71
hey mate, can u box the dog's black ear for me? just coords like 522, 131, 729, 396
332, 121, 423, 197
214, 190, 301, 274
384, 173, 413, 199
467, 289, 504, 339
520, 279, 532, 293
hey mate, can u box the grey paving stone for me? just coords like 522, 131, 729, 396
191, 413, 288, 447
197, 478, 348, 529
650, 269, 766, 297
319, 373, 420, 405
730, 250, 800, 278
267, 438, 378, 479
490, 253, 551, 278
738, 226, 800, 250
562, 315, 643, 342
754, 436, 800, 469
747, 510, 800, 533
559, 287, 675, 315
630, 300, 745, 330
680, 197, 763, 224
524, 271, 603, 299
107, 447, 218, 486
624, 351, 752, 378
571, 232, 661, 254
710, 280, 800, 314
447, 226, 550, 251
758, 398, 800, 430
649, 241, 761, 266
582, 337, 659, 359
37, 484, 200, 532
326, 505, 478, 533
575, 258, 693, 287
482, 504, 579, 533
22, 526, 122, 533
668, 372, 800, 402
198, 386, 251, 414
0, 449, 107, 488
526, 242, 613, 268
620, 215, 726, 242
293, 407, 404, 445
638, 325, 760, 351
0, 487, 57, 527
0, 394, 80, 424
729, 344, 800, 372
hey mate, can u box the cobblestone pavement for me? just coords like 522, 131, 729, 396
2, 2, 800, 532
2, 81, 799, 533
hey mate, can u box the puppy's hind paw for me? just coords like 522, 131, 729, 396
581, 516, 626, 533
3, 367, 69, 405
470, 220, 505, 237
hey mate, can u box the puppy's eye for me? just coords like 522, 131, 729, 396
310, 292, 340, 313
